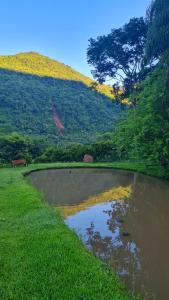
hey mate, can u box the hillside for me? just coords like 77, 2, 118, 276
0, 52, 114, 98
0, 52, 120, 144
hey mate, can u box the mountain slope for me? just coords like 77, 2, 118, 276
0, 52, 120, 144
0, 52, 114, 98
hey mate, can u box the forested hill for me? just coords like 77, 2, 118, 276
0, 52, 113, 98
0, 52, 119, 144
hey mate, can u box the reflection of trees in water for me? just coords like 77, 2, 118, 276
86, 222, 113, 260
85, 200, 142, 293
65, 171, 167, 299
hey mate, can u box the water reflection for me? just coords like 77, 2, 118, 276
66, 199, 144, 296
84, 202, 143, 294
62, 185, 131, 217
28, 168, 133, 206
29, 168, 169, 300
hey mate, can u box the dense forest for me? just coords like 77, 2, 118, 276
0, 52, 114, 98
113, 0, 169, 169
86, 0, 169, 173
0, 0, 169, 177
0, 52, 120, 146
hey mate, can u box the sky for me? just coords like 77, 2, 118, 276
0, 0, 150, 78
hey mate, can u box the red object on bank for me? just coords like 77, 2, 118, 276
11, 159, 27, 167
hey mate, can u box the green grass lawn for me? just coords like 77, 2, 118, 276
0, 163, 165, 300
1, 161, 165, 300
0, 163, 167, 300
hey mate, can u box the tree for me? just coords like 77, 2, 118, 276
146, 0, 169, 61
0, 133, 45, 163
87, 18, 148, 99
113, 60, 169, 169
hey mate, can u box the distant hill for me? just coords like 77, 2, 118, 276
0, 52, 120, 144
0, 52, 114, 98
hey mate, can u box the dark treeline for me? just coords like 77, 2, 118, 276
0, 133, 118, 164
0, 134, 46, 164
37, 136, 118, 163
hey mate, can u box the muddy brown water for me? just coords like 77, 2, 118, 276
29, 168, 169, 300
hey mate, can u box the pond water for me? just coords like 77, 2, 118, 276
29, 168, 169, 300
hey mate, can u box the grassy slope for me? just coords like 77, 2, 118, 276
0, 163, 137, 300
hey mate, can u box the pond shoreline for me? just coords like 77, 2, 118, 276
23, 161, 169, 180
0, 163, 136, 300
1, 162, 168, 299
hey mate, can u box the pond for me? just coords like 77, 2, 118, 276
29, 168, 169, 300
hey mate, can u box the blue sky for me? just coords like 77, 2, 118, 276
1, 0, 150, 78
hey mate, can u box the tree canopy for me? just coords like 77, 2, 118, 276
86, 0, 169, 173
146, 0, 169, 61
87, 18, 148, 97
113, 58, 169, 168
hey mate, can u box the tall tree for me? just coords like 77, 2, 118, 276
87, 18, 148, 99
146, 0, 169, 61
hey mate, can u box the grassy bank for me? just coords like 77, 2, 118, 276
0, 163, 137, 300
1, 161, 167, 299
24, 161, 169, 179
104, 161, 169, 179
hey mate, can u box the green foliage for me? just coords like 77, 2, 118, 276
87, 18, 148, 98
37, 140, 118, 163
0, 133, 45, 163
0, 132, 118, 164
86, 1, 169, 173
0, 52, 114, 98
146, 0, 169, 60
114, 59, 169, 168
0, 53, 120, 144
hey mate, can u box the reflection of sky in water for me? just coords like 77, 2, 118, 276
65, 200, 140, 279
66, 202, 115, 239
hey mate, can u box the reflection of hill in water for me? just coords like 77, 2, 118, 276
29, 168, 133, 206
61, 185, 132, 217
